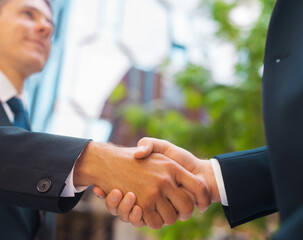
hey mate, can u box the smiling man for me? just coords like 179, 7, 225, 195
0, 0, 209, 239
0, 1, 86, 239
0, 0, 53, 91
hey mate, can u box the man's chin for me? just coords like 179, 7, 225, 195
25, 58, 47, 74
19, 49, 48, 71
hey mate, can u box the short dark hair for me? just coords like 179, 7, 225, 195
0, 0, 52, 12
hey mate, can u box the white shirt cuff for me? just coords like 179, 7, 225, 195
210, 158, 229, 206
60, 164, 88, 197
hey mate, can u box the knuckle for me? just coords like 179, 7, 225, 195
165, 159, 175, 167
166, 161, 178, 174
158, 175, 173, 188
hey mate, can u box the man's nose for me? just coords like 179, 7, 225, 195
36, 19, 53, 38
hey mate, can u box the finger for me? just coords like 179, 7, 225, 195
134, 142, 153, 159
137, 138, 197, 171
181, 187, 196, 203
166, 185, 194, 222
105, 189, 123, 216
175, 165, 211, 213
92, 186, 107, 199
118, 192, 137, 222
143, 209, 164, 230
136, 137, 171, 157
152, 139, 194, 167
129, 205, 146, 228
155, 198, 178, 225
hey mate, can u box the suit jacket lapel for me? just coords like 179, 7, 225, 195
0, 103, 12, 126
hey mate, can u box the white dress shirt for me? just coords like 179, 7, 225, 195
210, 158, 228, 206
0, 71, 87, 197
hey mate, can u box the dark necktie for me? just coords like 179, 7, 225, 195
6, 97, 30, 131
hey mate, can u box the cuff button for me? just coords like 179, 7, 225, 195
37, 179, 52, 193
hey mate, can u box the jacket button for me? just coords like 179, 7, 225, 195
37, 179, 52, 193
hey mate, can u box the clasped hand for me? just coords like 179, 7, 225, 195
92, 138, 218, 229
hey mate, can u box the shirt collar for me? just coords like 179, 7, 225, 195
0, 70, 20, 103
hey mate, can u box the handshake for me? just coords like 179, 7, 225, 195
74, 137, 220, 229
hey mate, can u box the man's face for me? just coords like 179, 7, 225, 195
0, 0, 53, 75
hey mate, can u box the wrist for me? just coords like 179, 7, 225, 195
199, 160, 221, 203
73, 141, 106, 187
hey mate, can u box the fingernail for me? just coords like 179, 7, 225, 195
110, 194, 118, 202
179, 213, 191, 222
124, 196, 131, 205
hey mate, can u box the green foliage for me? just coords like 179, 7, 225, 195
112, 0, 277, 239
109, 82, 126, 104
123, 105, 148, 131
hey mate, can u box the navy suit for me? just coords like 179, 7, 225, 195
215, 0, 303, 238
0, 103, 89, 239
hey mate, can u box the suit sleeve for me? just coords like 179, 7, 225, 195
215, 146, 278, 227
0, 126, 91, 213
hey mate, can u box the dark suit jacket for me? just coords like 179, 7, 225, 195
0, 104, 90, 239
215, 0, 303, 239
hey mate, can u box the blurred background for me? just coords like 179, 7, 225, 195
25, 0, 278, 239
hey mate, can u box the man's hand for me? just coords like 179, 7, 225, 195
98, 138, 220, 227
136, 137, 220, 204
74, 141, 206, 229
93, 187, 145, 227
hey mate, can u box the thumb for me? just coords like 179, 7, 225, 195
135, 138, 196, 171
134, 137, 172, 160
134, 138, 154, 159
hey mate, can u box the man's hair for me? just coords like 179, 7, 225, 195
0, 0, 9, 11
0, 0, 52, 12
